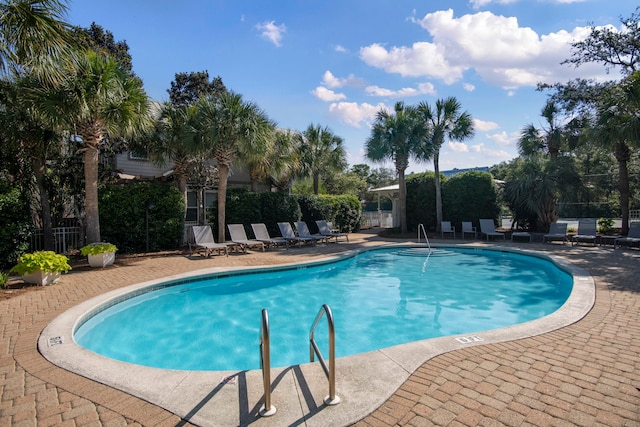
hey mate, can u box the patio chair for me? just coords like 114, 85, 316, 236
251, 223, 289, 249
189, 225, 235, 257
294, 221, 329, 244
441, 221, 456, 239
571, 219, 598, 246
461, 221, 477, 239
227, 224, 265, 252
543, 222, 568, 244
316, 220, 349, 243
614, 222, 640, 249
479, 219, 506, 241
277, 222, 316, 247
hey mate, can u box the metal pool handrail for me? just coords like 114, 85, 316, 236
309, 304, 341, 405
418, 223, 431, 251
259, 309, 276, 416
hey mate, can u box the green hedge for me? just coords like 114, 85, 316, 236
297, 194, 361, 233
0, 182, 32, 268
406, 173, 438, 231
442, 171, 500, 230
99, 182, 184, 253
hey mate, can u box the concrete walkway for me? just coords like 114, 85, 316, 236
1, 231, 639, 426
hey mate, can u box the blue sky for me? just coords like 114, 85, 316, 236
67, 0, 636, 173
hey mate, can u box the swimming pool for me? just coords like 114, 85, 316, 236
73, 247, 572, 371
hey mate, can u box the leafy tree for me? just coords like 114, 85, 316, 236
0, 0, 76, 84
194, 91, 275, 242
518, 101, 566, 160
300, 124, 347, 195
168, 70, 226, 107
72, 22, 134, 75
35, 51, 151, 243
366, 101, 429, 233
416, 97, 474, 232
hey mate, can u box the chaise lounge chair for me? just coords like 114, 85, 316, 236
295, 221, 329, 244
316, 220, 349, 243
571, 219, 597, 246
189, 225, 235, 257
543, 222, 568, 244
227, 224, 265, 252
278, 222, 316, 247
461, 221, 477, 239
479, 219, 506, 241
614, 222, 640, 249
441, 221, 456, 239
251, 223, 289, 249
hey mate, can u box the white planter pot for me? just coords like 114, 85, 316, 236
22, 270, 61, 286
88, 252, 115, 268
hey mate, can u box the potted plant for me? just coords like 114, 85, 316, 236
81, 243, 118, 268
10, 251, 72, 286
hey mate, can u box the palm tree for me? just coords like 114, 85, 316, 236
246, 128, 302, 192
518, 101, 565, 160
300, 124, 347, 194
194, 91, 275, 242
35, 50, 151, 243
366, 101, 429, 234
0, 0, 75, 84
417, 97, 474, 232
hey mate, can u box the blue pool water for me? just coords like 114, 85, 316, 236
74, 247, 572, 371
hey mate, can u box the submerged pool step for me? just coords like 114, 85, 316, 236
395, 248, 457, 257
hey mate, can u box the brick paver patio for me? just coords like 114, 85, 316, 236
1, 231, 639, 426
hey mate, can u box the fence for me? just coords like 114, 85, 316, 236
361, 211, 393, 228
30, 227, 82, 254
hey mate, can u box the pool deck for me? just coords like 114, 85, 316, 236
2, 230, 640, 426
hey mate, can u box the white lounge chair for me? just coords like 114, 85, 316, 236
479, 219, 505, 241
614, 222, 640, 249
441, 221, 456, 239
189, 225, 235, 257
461, 221, 477, 239
277, 222, 315, 247
316, 220, 349, 243
251, 223, 289, 249
571, 219, 597, 246
543, 222, 568, 244
294, 221, 328, 244
227, 224, 265, 252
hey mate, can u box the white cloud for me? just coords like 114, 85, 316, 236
463, 82, 475, 92
328, 101, 388, 127
311, 86, 347, 102
448, 141, 469, 152
365, 82, 436, 98
487, 131, 518, 147
470, 143, 513, 160
335, 44, 348, 53
473, 118, 499, 131
362, 9, 614, 89
469, 0, 517, 9
321, 70, 364, 88
256, 21, 286, 47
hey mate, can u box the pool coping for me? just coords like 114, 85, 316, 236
38, 244, 595, 427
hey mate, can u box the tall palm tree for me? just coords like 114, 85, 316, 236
366, 101, 429, 234
246, 128, 302, 192
35, 50, 151, 243
300, 124, 347, 194
417, 97, 474, 232
194, 91, 275, 242
518, 101, 565, 160
0, 0, 75, 84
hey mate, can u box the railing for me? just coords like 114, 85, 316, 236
417, 223, 431, 252
309, 304, 340, 405
259, 309, 276, 417
30, 227, 81, 253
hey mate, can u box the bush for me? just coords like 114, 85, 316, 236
99, 182, 184, 253
297, 194, 361, 233
259, 192, 301, 237
406, 173, 438, 231
442, 171, 500, 230
0, 182, 32, 268
10, 251, 71, 275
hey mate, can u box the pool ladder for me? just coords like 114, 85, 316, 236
418, 223, 432, 252
259, 304, 340, 418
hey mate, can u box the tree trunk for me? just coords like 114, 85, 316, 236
313, 173, 319, 195
177, 173, 188, 242
615, 142, 631, 235
84, 145, 101, 243
217, 164, 229, 242
433, 150, 443, 233
32, 156, 54, 250
398, 167, 407, 234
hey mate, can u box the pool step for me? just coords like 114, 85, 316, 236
395, 248, 457, 257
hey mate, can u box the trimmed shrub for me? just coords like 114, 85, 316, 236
297, 194, 361, 233
224, 189, 262, 236
442, 171, 500, 230
0, 183, 32, 268
406, 172, 438, 231
259, 192, 301, 237
99, 182, 184, 253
